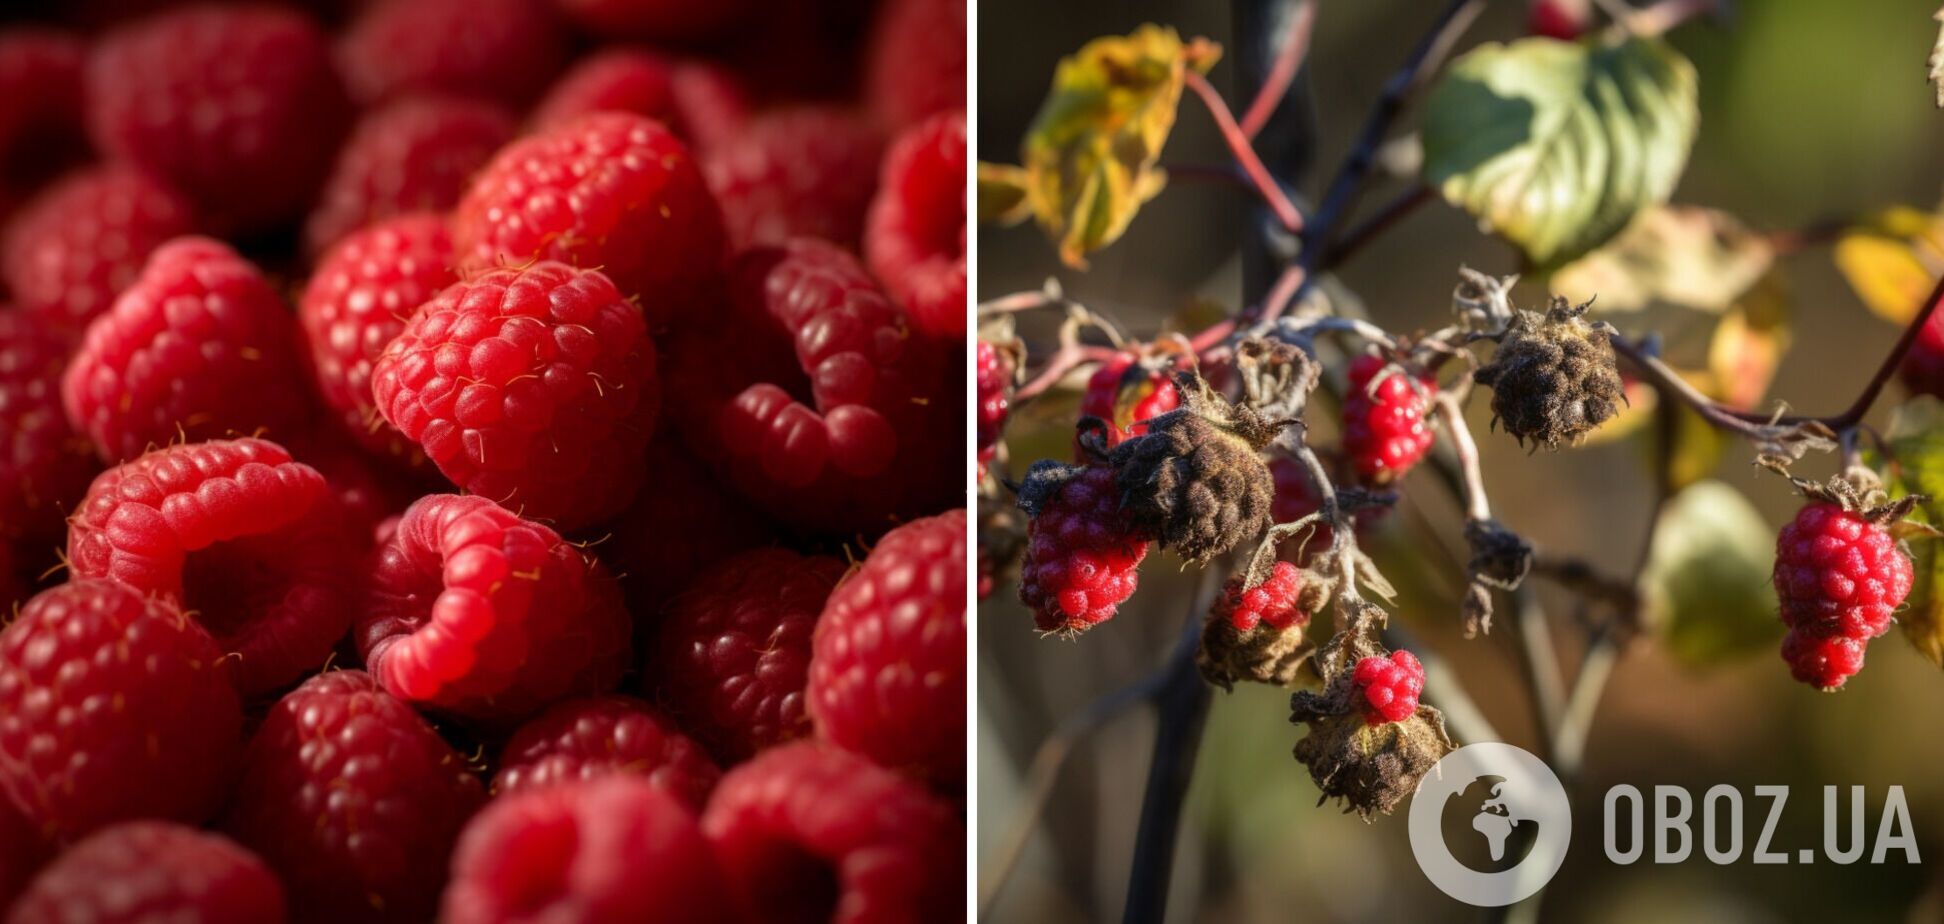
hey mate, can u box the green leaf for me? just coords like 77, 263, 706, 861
1882, 397, 1944, 667
1550, 205, 1774, 314
1641, 480, 1780, 667
1018, 25, 1220, 268
1421, 35, 1699, 267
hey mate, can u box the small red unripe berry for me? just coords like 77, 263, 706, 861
1352, 650, 1424, 725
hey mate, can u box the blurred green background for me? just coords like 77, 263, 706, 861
977, 1, 1944, 921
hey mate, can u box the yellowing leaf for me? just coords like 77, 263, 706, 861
1882, 397, 1944, 667
1550, 205, 1773, 314
1421, 35, 1699, 267
1705, 274, 1791, 412
977, 162, 1032, 225
1641, 480, 1780, 667
1018, 25, 1220, 268
1833, 206, 1944, 325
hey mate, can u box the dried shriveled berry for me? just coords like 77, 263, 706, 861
1475, 297, 1625, 449
1109, 373, 1283, 563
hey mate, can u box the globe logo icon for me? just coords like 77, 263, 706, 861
1410, 743, 1572, 906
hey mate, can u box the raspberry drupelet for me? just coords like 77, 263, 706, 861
1342, 354, 1436, 485
1213, 561, 1307, 633
1353, 650, 1425, 725
369, 260, 659, 531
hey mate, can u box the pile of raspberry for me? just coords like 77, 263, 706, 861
0, 1, 967, 921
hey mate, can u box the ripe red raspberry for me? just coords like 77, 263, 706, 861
1342, 354, 1436, 485
61, 237, 313, 463
530, 50, 752, 152
651, 548, 844, 763
65, 438, 358, 697
863, 0, 966, 130
0, 29, 88, 190
809, 509, 966, 790
302, 97, 516, 259
0, 312, 94, 548
0, 579, 242, 842
702, 107, 884, 251
551, 0, 753, 43
1, 165, 197, 333
442, 775, 732, 924
1353, 650, 1425, 725
84, 5, 349, 232
370, 261, 658, 530
1898, 308, 1944, 399
599, 438, 772, 619
299, 213, 457, 462
1781, 630, 1868, 691
494, 695, 721, 809
865, 111, 965, 340
224, 670, 484, 924
702, 742, 962, 924
665, 239, 959, 536
336, 0, 569, 108
1018, 464, 1151, 635
7, 822, 285, 924
977, 340, 1010, 470
1214, 561, 1307, 633
451, 112, 726, 329
360, 494, 631, 723
1079, 354, 1180, 450
1528, 0, 1590, 40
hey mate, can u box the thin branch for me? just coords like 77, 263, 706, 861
1433, 392, 1490, 522
1122, 582, 1216, 924
1319, 184, 1436, 270
1238, 0, 1318, 140
1183, 70, 1305, 233
1513, 587, 1565, 757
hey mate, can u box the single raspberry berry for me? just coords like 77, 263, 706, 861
1898, 308, 1944, 399
1079, 354, 1180, 450
299, 213, 457, 462
1781, 629, 1868, 691
1110, 372, 1286, 562
1528, 0, 1590, 39
370, 261, 658, 530
664, 239, 959, 536
0, 312, 94, 548
863, 0, 966, 130
702, 742, 962, 924
0, 580, 242, 842
336, 0, 569, 108
551, 0, 753, 43
1, 165, 197, 333
703, 107, 884, 251
530, 50, 751, 152
809, 509, 967, 790
302, 97, 516, 259
85, 5, 349, 232
494, 695, 721, 809
61, 237, 313, 463
442, 775, 732, 924
0, 29, 88, 190
1352, 650, 1425, 725
651, 548, 844, 763
1342, 354, 1435, 485
1775, 502, 1912, 641
1016, 463, 1150, 635
1214, 561, 1306, 633
976, 340, 1010, 472
360, 494, 631, 724
451, 112, 726, 329
7, 822, 284, 924
224, 670, 484, 924
599, 438, 772, 620
65, 438, 357, 697
1475, 297, 1625, 449
865, 110, 965, 340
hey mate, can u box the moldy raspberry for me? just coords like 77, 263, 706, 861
7, 822, 285, 924
1199, 561, 1312, 689
0, 579, 242, 842
1475, 296, 1625, 449
369, 260, 659, 531
1353, 650, 1425, 725
1, 165, 197, 333
1109, 371, 1286, 563
1017, 461, 1151, 635
494, 695, 721, 809
1341, 354, 1435, 485
1773, 499, 1914, 690
1079, 353, 1180, 449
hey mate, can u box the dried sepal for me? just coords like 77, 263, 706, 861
1200, 617, 1314, 690
1233, 336, 1320, 423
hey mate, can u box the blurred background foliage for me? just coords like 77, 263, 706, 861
977, 1, 1944, 921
